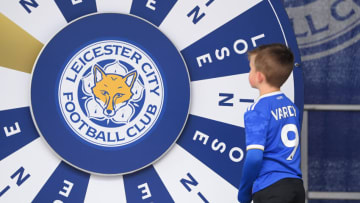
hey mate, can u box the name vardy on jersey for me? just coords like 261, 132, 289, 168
271, 105, 297, 121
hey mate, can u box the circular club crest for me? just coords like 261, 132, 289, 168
58, 40, 164, 147
31, 13, 190, 175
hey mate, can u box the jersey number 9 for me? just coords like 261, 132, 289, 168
281, 124, 299, 161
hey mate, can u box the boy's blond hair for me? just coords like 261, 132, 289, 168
248, 43, 294, 88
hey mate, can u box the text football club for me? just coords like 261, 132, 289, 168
31, 13, 190, 175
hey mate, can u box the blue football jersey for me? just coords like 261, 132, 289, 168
244, 91, 302, 194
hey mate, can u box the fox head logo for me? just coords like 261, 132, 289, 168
91, 64, 137, 117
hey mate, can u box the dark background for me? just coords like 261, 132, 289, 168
282, 0, 360, 202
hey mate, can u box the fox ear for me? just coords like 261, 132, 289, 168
93, 65, 105, 83
124, 71, 137, 87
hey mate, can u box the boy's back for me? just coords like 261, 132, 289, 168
245, 91, 302, 194
237, 43, 304, 203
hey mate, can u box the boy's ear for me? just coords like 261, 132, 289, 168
256, 71, 265, 83
124, 71, 137, 87
93, 64, 105, 83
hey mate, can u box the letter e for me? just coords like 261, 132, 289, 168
138, 183, 152, 200
4, 122, 21, 137
193, 130, 209, 145
59, 180, 74, 198
196, 53, 212, 68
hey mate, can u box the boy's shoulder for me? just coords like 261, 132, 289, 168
245, 92, 299, 122
245, 99, 271, 123
246, 91, 285, 114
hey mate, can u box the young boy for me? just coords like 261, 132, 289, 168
238, 43, 305, 203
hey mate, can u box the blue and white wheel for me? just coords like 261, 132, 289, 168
0, 0, 303, 202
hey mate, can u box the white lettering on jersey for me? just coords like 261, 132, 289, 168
271, 105, 296, 121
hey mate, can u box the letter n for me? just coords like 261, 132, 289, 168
219, 93, 234, 107
187, 6, 205, 24
19, 0, 39, 14
11, 166, 31, 186
180, 173, 198, 192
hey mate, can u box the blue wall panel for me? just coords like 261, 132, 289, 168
308, 111, 360, 192
302, 44, 360, 104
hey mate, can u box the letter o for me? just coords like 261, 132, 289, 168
65, 101, 75, 112
229, 147, 244, 162
70, 112, 80, 123
233, 39, 248, 55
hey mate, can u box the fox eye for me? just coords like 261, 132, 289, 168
101, 90, 109, 96
116, 93, 125, 97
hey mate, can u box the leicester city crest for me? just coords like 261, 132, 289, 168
58, 40, 164, 147
30, 13, 190, 174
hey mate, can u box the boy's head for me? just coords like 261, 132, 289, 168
248, 43, 294, 89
